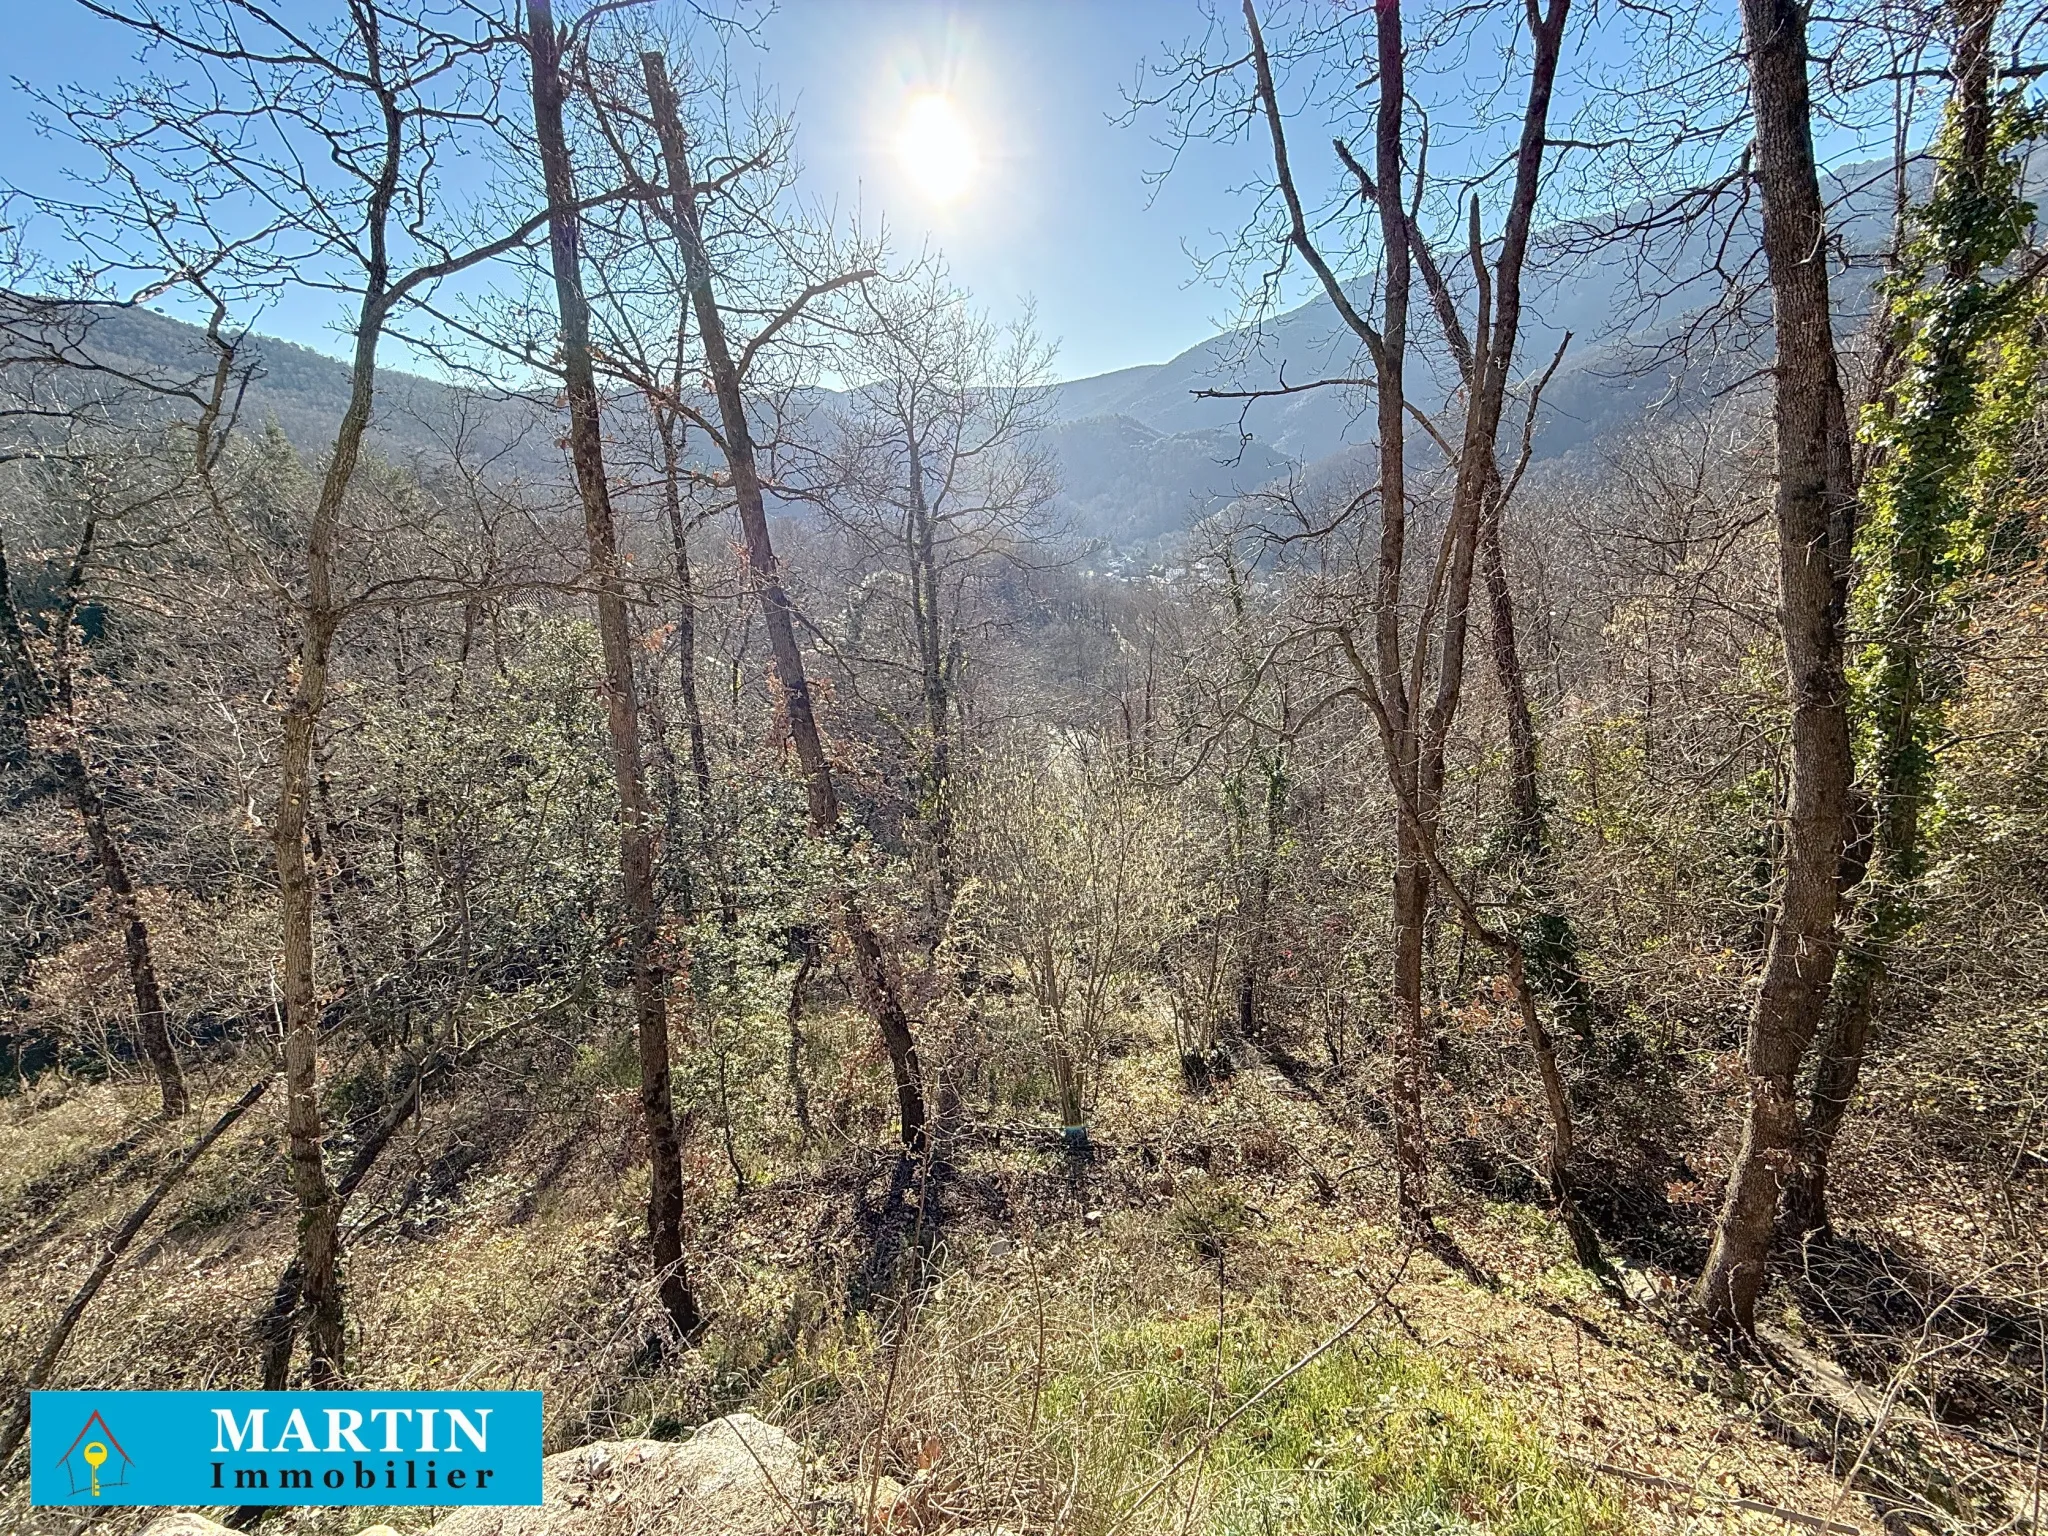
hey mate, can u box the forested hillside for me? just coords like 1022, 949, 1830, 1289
2, 2, 2045, 1535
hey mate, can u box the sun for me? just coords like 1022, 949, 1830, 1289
895, 92, 979, 204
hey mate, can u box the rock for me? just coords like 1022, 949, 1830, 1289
433, 1413, 818, 1536
868, 1473, 908, 1516
143, 1516, 412, 1536
144, 1415, 821, 1536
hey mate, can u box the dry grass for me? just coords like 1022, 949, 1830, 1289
0, 1004, 2021, 1536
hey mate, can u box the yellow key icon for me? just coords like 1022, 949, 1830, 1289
82, 1441, 108, 1497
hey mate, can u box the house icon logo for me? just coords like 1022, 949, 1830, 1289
56, 1410, 132, 1498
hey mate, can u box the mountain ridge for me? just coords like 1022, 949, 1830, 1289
11, 153, 1919, 544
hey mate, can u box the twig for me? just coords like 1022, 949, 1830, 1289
0, 1075, 273, 1470
1105, 1246, 1412, 1534
863, 1135, 940, 1530
1563, 1455, 1863, 1535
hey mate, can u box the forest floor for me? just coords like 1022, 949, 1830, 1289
0, 1009, 2037, 1536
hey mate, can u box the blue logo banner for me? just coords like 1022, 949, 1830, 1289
29, 1391, 544, 1507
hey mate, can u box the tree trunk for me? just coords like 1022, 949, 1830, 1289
60, 751, 187, 1116
1439, 0, 1586, 1252
1371, 0, 1431, 1234
1786, 0, 2002, 1235
1390, 820, 1430, 1227
1246, 0, 1434, 1228
1478, 504, 1546, 858
1478, 502, 1596, 1039
309, 750, 375, 1040
906, 440, 957, 934
1351, 2, 1584, 1057
275, 651, 345, 1383
245, 260, 355, 1400
217, 50, 426, 1383
0, 533, 35, 750
528, 0, 701, 1342
22, 520, 188, 1117
657, 413, 718, 882
1696, 0, 1856, 1332
257, 1047, 453, 1395
641, 49, 927, 1148
1506, 943, 1602, 1266
1362, 0, 1575, 1235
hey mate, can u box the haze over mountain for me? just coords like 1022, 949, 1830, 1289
37, 159, 1921, 547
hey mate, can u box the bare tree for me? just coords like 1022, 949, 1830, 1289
1216, 0, 1580, 1243
816, 272, 1058, 937
1696, 0, 1859, 1333
47, 0, 565, 1383
634, 47, 933, 1147
0, 454, 187, 1116
524, 0, 701, 1342
1236, 0, 1430, 1232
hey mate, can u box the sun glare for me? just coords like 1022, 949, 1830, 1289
895, 92, 979, 204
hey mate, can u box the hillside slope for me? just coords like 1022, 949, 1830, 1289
0, 1006, 1947, 1536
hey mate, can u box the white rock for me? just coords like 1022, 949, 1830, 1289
430, 1413, 815, 1536
145, 1416, 821, 1536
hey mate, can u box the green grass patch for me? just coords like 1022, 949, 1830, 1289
1041, 1312, 1626, 1536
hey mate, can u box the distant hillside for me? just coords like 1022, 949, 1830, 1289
39, 305, 1299, 546
13, 158, 1934, 546
1040, 414, 1295, 543
56, 303, 563, 483
1035, 156, 1940, 499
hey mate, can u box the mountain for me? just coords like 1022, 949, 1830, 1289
53, 303, 563, 484
1040, 414, 1296, 543
1035, 155, 1943, 504
8, 157, 1935, 545
24, 303, 1305, 545
1038, 238, 1760, 485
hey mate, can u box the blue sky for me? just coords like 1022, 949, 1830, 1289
2, 2, 1911, 386
3, 0, 1281, 383
747, 0, 1273, 380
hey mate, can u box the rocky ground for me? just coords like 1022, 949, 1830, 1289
136, 1416, 957, 1536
